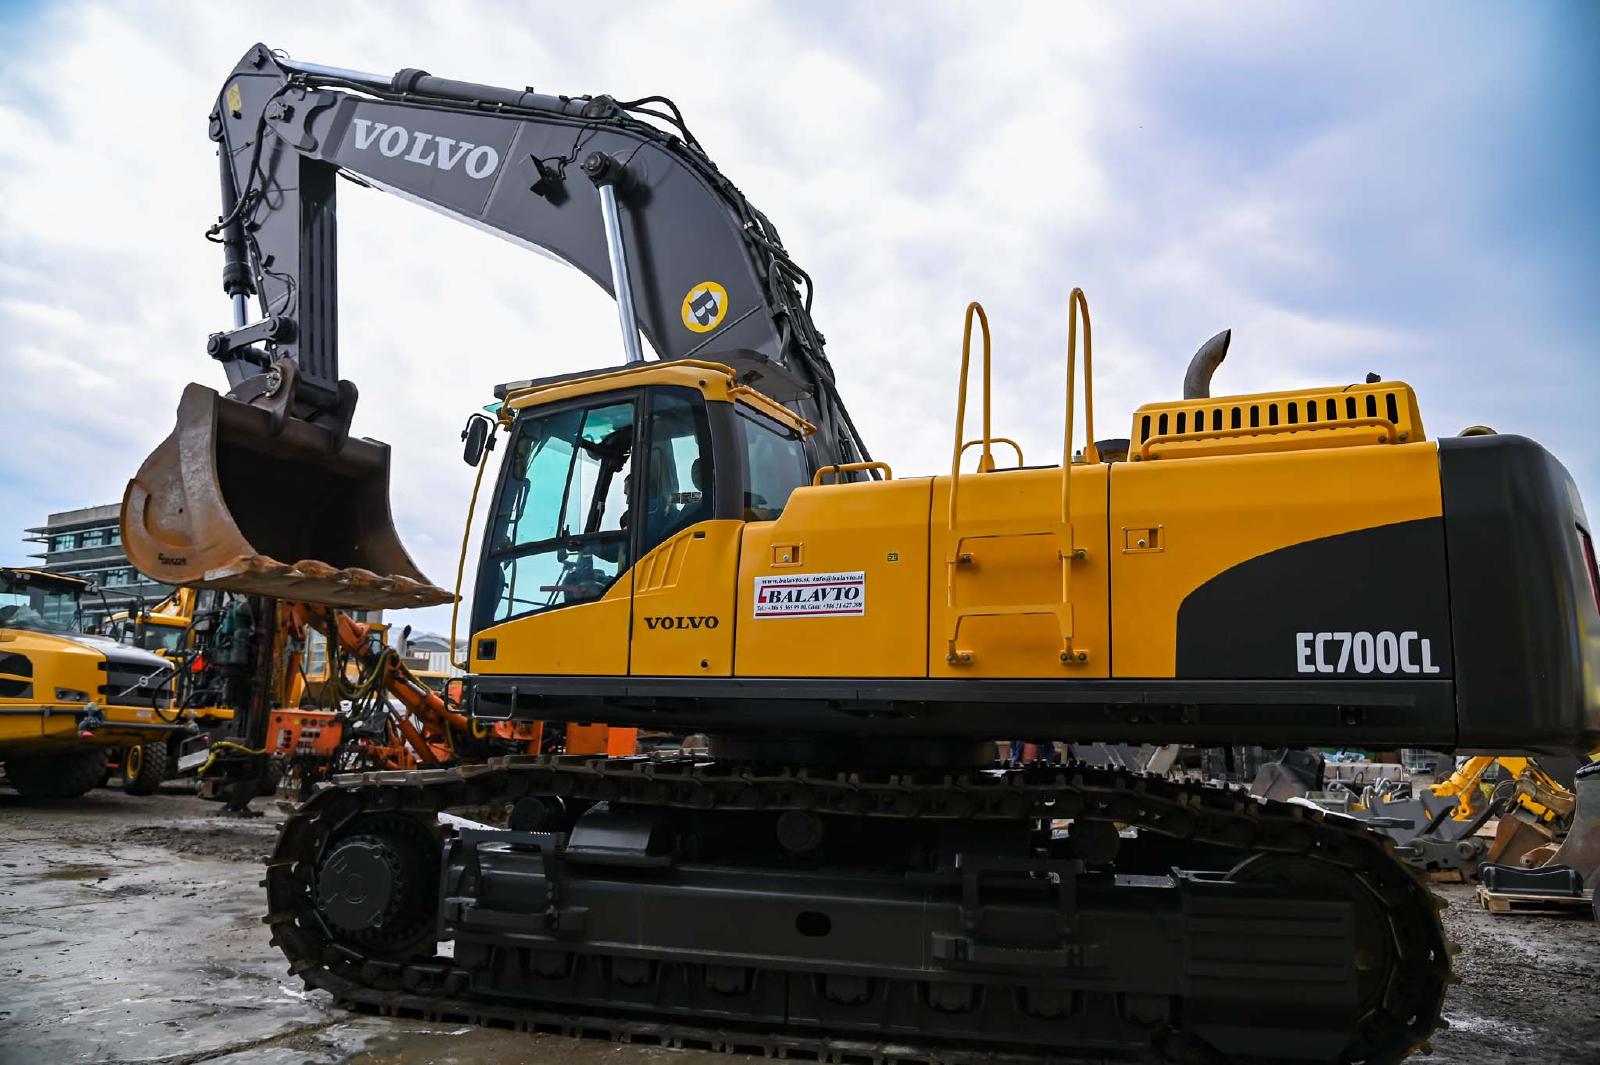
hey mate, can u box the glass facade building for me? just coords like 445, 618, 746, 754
23, 503, 173, 630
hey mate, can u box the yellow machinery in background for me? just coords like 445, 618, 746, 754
104, 587, 194, 655
102, 586, 238, 793
0, 567, 185, 797
1429, 755, 1576, 826
123, 589, 638, 810
1393, 753, 1598, 873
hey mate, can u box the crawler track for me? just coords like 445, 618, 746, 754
265, 756, 1449, 1064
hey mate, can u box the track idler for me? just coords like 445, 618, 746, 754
121, 363, 452, 611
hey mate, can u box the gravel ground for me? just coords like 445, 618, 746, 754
0, 785, 1594, 1064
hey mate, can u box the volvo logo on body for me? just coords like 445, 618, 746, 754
350, 118, 501, 180
643, 615, 720, 631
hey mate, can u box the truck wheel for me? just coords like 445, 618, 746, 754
122, 740, 171, 796
5, 748, 107, 799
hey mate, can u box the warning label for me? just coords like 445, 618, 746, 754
753, 571, 866, 618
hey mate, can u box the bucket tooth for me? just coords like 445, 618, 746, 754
121, 381, 453, 611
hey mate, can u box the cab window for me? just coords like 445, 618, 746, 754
478, 398, 636, 626
142, 625, 184, 654
737, 404, 809, 521
642, 390, 713, 550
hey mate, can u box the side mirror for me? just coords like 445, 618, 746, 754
461, 414, 494, 467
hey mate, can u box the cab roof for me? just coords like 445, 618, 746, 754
0, 567, 88, 592
498, 358, 814, 438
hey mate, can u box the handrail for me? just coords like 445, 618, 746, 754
947, 302, 992, 532
938, 289, 1099, 669
729, 385, 817, 438
958, 436, 1025, 469
1136, 418, 1399, 460
1062, 287, 1098, 527
812, 460, 893, 486
501, 358, 743, 415
449, 428, 495, 671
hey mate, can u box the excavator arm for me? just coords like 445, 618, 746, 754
123, 43, 867, 609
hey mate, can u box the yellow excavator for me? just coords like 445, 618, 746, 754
102, 587, 238, 793
0, 567, 186, 797
120, 45, 1600, 1064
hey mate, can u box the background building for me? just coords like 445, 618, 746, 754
23, 503, 172, 629
402, 631, 466, 676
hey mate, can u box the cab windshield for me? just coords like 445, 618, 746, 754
0, 577, 84, 635
478, 398, 637, 624
139, 623, 185, 653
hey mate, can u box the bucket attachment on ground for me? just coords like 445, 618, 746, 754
1545, 762, 1600, 886
122, 380, 453, 611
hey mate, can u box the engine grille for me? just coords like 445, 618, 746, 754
1131, 380, 1425, 461
97, 656, 169, 709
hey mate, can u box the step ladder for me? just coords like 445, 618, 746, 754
944, 291, 1097, 668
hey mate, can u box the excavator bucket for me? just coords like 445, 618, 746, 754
121, 382, 454, 611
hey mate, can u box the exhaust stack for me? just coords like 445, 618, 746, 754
121, 374, 452, 612
1182, 329, 1231, 400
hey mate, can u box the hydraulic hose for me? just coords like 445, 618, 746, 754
451, 425, 497, 671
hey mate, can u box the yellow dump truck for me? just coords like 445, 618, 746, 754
0, 567, 185, 798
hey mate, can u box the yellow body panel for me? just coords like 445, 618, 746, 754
480, 369, 1445, 686
1108, 441, 1444, 677
736, 478, 933, 677
0, 630, 166, 750
929, 465, 1110, 679
630, 521, 742, 675
0, 629, 102, 709
470, 573, 634, 675
0, 710, 164, 748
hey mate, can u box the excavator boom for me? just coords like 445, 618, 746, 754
123, 44, 866, 609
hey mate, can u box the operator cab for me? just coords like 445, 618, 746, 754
0, 568, 89, 635
472, 360, 815, 634
105, 612, 186, 654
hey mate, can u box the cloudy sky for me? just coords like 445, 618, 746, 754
1, 1, 1595, 634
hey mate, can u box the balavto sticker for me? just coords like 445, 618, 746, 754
754, 571, 865, 618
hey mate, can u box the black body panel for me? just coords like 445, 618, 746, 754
1176, 518, 1453, 680
0, 652, 33, 700
1439, 434, 1600, 752
467, 674, 1456, 749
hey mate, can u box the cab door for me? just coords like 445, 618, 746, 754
470, 392, 640, 676
629, 387, 741, 676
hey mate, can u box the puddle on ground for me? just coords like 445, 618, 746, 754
1440, 1012, 1539, 1045
33, 863, 112, 881
338, 1022, 740, 1065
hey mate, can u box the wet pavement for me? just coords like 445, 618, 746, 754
0, 786, 1595, 1064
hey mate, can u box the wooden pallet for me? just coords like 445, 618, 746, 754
1476, 884, 1595, 916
